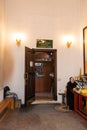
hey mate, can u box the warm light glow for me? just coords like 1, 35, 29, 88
12, 32, 26, 46
66, 41, 72, 48
62, 35, 74, 48
16, 33, 21, 45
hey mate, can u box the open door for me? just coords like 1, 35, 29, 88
25, 47, 35, 106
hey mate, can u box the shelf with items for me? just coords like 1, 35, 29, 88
35, 58, 52, 62
35, 62, 54, 78
34, 51, 54, 63
35, 62, 44, 78
75, 76, 87, 89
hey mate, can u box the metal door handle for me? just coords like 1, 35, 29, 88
24, 72, 28, 80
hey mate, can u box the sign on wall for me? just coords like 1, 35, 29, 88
36, 39, 53, 48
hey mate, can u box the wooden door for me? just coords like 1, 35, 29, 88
25, 47, 35, 106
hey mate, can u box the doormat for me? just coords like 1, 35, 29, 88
55, 105, 72, 112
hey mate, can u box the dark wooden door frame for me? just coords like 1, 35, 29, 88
25, 47, 57, 105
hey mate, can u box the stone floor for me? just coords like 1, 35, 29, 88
0, 104, 87, 130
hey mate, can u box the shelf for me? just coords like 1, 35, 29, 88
35, 59, 52, 62
35, 61, 53, 63
35, 72, 45, 78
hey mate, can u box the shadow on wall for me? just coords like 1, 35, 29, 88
0, 54, 3, 85
0, 45, 4, 86
3, 46, 14, 82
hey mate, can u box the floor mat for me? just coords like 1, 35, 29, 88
55, 104, 72, 112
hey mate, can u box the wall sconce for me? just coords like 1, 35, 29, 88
66, 41, 72, 48
16, 33, 22, 46
62, 35, 74, 48
13, 32, 26, 46
16, 39, 21, 46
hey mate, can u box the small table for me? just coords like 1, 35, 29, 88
58, 93, 65, 104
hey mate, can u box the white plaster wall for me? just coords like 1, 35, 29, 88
4, 0, 83, 104
0, 0, 5, 86
80, 0, 87, 28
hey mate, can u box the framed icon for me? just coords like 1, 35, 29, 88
36, 39, 53, 48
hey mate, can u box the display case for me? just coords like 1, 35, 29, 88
74, 91, 87, 120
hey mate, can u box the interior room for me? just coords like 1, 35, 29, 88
1, 0, 87, 129
0, 0, 87, 105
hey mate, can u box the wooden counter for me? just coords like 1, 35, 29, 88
74, 91, 87, 120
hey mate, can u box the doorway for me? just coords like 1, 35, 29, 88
25, 47, 57, 105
